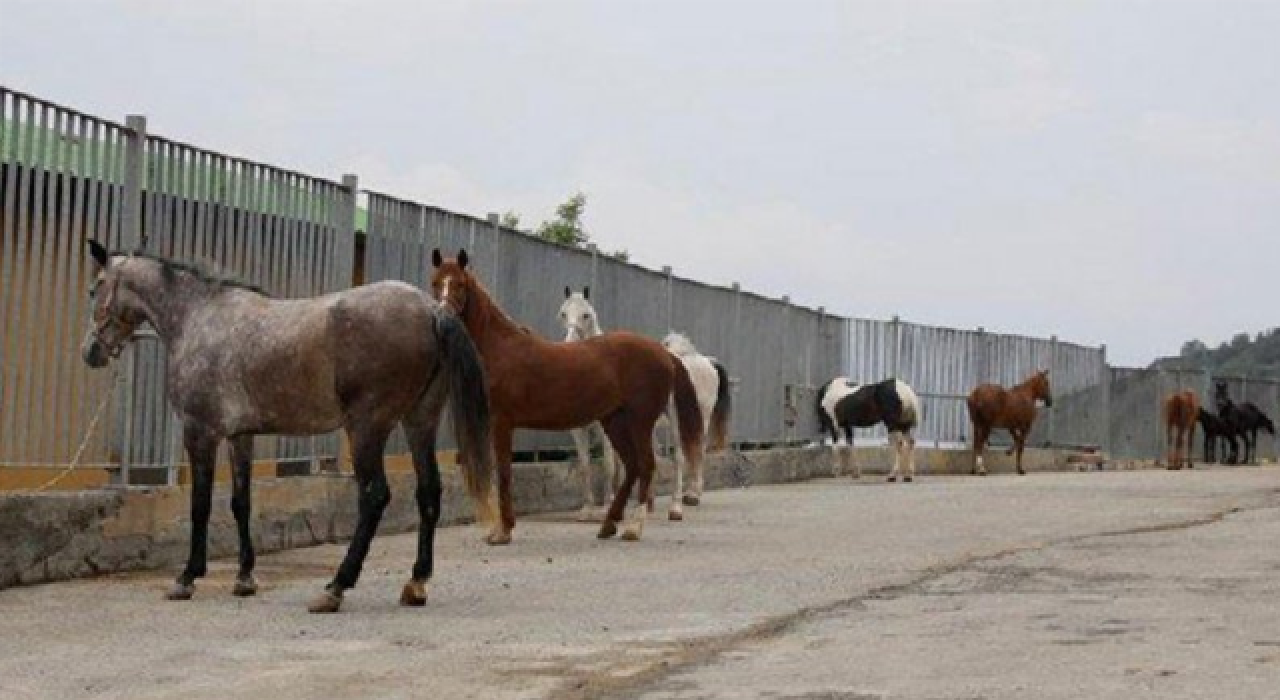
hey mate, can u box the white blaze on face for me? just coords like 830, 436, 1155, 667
440, 277, 452, 305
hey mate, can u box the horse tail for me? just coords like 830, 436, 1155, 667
434, 311, 496, 526
815, 380, 835, 441
708, 360, 732, 451
671, 358, 706, 466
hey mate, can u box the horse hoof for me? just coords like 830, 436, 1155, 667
232, 577, 258, 597
668, 510, 684, 521
1016, 469, 1026, 476
165, 582, 195, 601
887, 476, 897, 483
621, 528, 642, 541
307, 590, 343, 614
399, 581, 428, 607
598, 521, 618, 539
682, 495, 700, 507
484, 530, 512, 546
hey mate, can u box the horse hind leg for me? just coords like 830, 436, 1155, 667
972, 424, 990, 476
598, 415, 638, 540
485, 420, 516, 546
904, 433, 917, 483
623, 422, 658, 541
229, 435, 258, 597
398, 383, 450, 607
310, 424, 393, 613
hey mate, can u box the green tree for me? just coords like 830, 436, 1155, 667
498, 210, 522, 230
537, 192, 590, 247
535, 192, 630, 261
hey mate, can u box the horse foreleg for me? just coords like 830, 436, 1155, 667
905, 434, 917, 482
228, 435, 258, 597
1013, 429, 1027, 475
887, 431, 902, 483
845, 426, 860, 479
572, 427, 599, 522
486, 420, 516, 545
169, 427, 219, 601
972, 424, 990, 476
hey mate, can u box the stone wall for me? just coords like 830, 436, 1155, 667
0, 445, 1085, 589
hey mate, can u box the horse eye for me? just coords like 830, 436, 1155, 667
582, 313, 589, 320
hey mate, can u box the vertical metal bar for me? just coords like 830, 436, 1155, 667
13, 100, 50, 465
0, 93, 24, 462
121, 115, 145, 250
47, 110, 77, 462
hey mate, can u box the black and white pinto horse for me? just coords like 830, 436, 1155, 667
816, 377, 921, 482
1214, 381, 1276, 465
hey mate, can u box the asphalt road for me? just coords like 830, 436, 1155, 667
2, 467, 1279, 700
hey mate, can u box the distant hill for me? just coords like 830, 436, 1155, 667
1154, 329, 1280, 378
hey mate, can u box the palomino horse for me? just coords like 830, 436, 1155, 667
80, 241, 494, 613
559, 288, 731, 521
816, 377, 920, 482
967, 370, 1052, 475
431, 250, 704, 543
558, 286, 619, 521
1162, 390, 1198, 470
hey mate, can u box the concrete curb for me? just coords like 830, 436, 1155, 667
1, 445, 1088, 590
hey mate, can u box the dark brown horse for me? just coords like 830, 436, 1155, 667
1162, 390, 1199, 470
430, 249, 704, 543
967, 370, 1052, 475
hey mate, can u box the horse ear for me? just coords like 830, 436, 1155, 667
1040, 369, 1050, 378
564, 286, 571, 299
88, 239, 109, 269
583, 286, 590, 300
458, 249, 469, 269
431, 249, 443, 268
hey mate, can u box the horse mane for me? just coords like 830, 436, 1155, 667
117, 249, 270, 297
663, 332, 700, 357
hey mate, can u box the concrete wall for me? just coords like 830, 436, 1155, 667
1, 445, 1092, 590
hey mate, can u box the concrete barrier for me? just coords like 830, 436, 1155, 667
0, 445, 1090, 590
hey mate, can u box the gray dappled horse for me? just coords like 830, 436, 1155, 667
80, 241, 494, 613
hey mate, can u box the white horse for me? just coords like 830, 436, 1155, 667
660, 332, 732, 519
559, 288, 732, 521
816, 377, 921, 482
558, 287, 619, 521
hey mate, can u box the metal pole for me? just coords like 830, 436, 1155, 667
662, 265, 673, 333
1048, 334, 1058, 447
122, 115, 147, 250
339, 174, 358, 291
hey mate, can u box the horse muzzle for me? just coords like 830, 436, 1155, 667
82, 340, 110, 368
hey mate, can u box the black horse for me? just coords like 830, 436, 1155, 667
1196, 408, 1231, 463
1214, 381, 1276, 465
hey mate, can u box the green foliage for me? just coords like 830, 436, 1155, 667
537, 192, 590, 247
498, 210, 522, 230
1165, 328, 1280, 378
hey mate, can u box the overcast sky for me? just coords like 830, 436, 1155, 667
4, 0, 1278, 366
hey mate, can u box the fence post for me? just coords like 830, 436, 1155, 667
1048, 334, 1059, 447
339, 173, 359, 290
975, 326, 988, 385
662, 265, 673, 333
113, 115, 148, 486
1099, 344, 1111, 455
890, 315, 901, 379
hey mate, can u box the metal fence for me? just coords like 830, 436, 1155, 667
4, 85, 1268, 488
842, 319, 1108, 450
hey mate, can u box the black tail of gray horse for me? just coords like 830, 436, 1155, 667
435, 311, 497, 525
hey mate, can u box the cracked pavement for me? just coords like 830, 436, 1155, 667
2, 468, 1278, 699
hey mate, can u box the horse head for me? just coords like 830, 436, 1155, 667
559, 286, 600, 342
1031, 369, 1053, 407
80, 240, 146, 368
430, 248, 476, 317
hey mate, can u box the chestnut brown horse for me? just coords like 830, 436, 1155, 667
1162, 390, 1199, 470
967, 369, 1052, 476
430, 249, 704, 544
